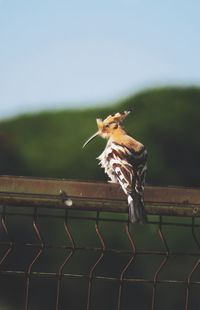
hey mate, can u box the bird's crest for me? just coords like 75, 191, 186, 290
96, 110, 131, 132
103, 110, 131, 125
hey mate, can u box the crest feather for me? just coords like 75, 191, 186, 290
103, 110, 131, 124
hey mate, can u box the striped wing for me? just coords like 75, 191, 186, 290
130, 147, 147, 196
98, 142, 147, 223
108, 143, 147, 196
110, 143, 147, 223
106, 143, 135, 195
98, 142, 147, 195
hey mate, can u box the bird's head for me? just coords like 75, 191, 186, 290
83, 110, 131, 148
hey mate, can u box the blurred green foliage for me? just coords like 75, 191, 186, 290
0, 86, 200, 186
0, 86, 200, 309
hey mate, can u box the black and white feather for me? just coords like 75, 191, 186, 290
97, 141, 147, 223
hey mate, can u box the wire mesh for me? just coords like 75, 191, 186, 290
0, 176, 200, 310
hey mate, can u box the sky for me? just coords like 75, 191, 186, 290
0, 0, 200, 119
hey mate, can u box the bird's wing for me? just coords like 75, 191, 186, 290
135, 163, 147, 195
109, 143, 147, 224
108, 143, 135, 195
108, 143, 147, 195
129, 147, 147, 195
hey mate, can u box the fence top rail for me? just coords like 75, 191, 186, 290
0, 175, 199, 216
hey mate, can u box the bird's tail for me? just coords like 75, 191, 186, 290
128, 193, 147, 224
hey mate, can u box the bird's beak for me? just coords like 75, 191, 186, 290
82, 131, 99, 148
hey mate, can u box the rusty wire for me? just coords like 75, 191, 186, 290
117, 223, 136, 310
0, 178, 200, 309
86, 211, 106, 310
25, 207, 44, 310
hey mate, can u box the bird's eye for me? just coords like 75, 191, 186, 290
105, 124, 110, 128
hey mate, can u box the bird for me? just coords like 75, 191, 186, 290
83, 110, 147, 223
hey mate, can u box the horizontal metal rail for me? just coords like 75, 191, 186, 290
0, 175, 200, 216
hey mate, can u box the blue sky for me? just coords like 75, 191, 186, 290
0, 0, 200, 118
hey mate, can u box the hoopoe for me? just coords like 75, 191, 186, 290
83, 111, 147, 224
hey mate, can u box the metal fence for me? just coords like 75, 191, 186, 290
0, 176, 200, 310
